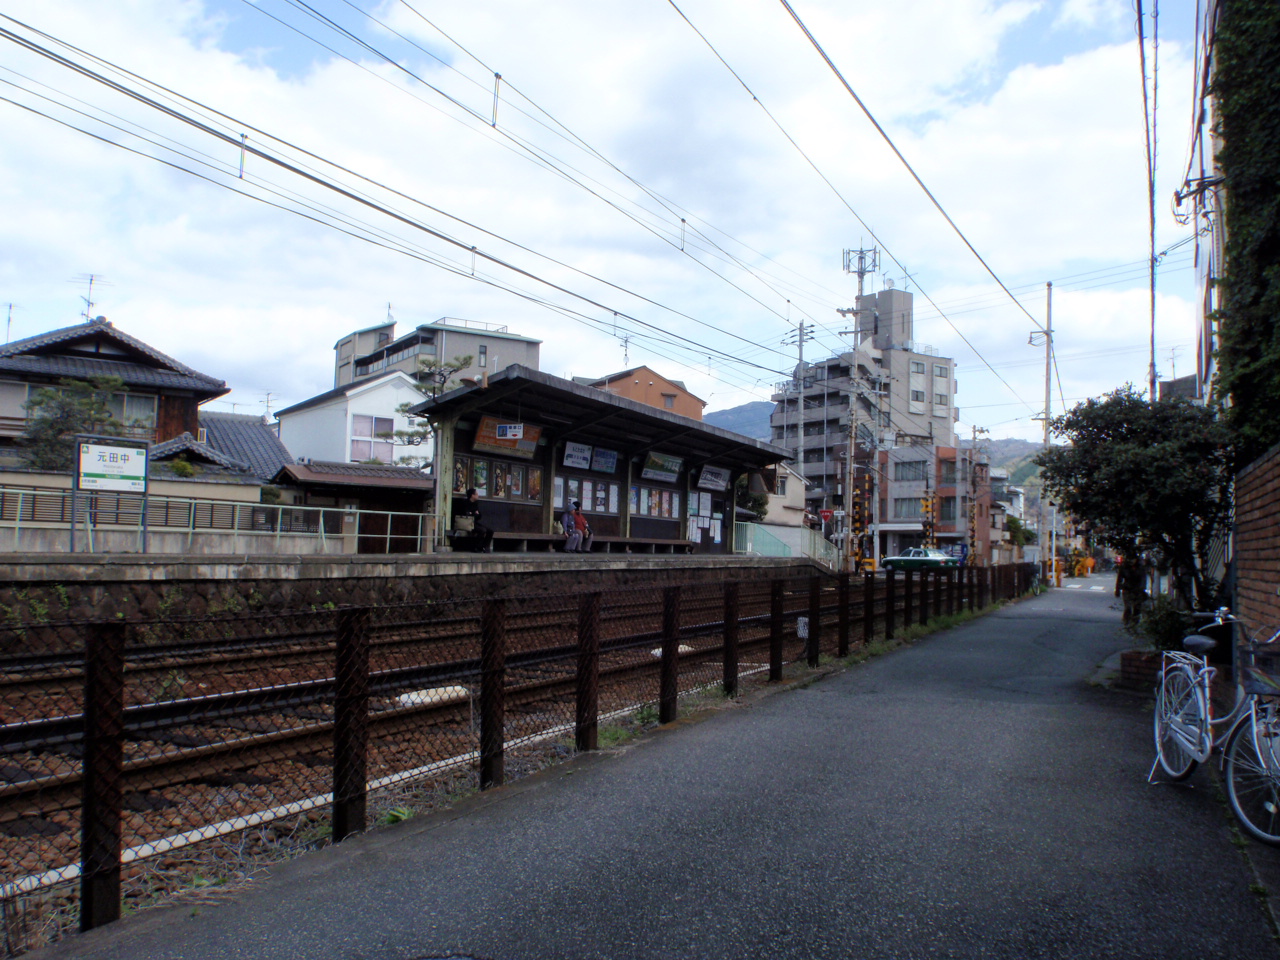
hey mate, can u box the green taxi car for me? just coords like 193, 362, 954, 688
880, 547, 961, 572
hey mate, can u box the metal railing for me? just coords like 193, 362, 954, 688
0, 486, 433, 555
733, 522, 792, 557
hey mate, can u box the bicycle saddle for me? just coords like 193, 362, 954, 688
1182, 634, 1216, 654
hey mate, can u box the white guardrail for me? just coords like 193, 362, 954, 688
0, 486, 434, 555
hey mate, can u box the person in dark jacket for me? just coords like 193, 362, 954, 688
455, 488, 493, 552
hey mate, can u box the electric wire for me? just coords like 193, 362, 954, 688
666, 0, 1036, 414
0, 17, 800, 383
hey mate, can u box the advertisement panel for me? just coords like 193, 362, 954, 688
640, 451, 682, 483
472, 415, 541, 459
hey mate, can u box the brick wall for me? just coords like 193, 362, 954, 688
1235, 441, 1280, 629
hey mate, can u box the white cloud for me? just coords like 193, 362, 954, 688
0, 0, 1199, 440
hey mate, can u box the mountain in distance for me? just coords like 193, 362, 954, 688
704, 400, 773, 440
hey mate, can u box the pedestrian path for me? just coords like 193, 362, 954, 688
32, 587, 1278, 960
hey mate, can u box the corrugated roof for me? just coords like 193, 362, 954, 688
413, 365, 788, 471
200, 412, 295, 483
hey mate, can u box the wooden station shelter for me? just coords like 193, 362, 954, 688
412, 366, 790, 555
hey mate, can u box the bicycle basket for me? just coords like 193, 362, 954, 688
1239, 643, 1280, 697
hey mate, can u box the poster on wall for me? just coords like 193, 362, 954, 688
553, 474, 563, 506
563, 441, 592, 469
510, 466, 524, 498
527, 467, 543, 501
697, 465, 731, 491
590, 447, 618, 473
472, 460, 489, 497
595, 483, 608, 513
640, 451, 682, 483
473, 415, 540, 459
700, 492, 712, 516
453, 457, 469, 494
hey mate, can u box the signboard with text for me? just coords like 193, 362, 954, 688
640, 451, 682, 484
473, 415, 541, 459
77, 439, 149, 494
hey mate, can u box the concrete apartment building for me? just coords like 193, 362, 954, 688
333, 318, 541, 389
770, 288, 997, 564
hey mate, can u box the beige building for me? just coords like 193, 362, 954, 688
333, 318, 541, 389
574, 366, 706, 419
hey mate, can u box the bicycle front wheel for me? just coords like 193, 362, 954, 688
1225, 712, 1280, 846
1153, 664, 1203, 781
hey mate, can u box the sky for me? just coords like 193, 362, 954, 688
0, 0, 1204, 441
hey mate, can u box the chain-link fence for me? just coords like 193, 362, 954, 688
0, 563, 1037, 955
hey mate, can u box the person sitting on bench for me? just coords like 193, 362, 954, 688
454, 488, 494, 552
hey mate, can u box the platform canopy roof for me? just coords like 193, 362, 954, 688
411, 365, 789, 472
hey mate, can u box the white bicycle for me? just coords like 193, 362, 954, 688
1151, 608, 1280, 845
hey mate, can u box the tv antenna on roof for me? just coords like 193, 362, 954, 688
69, 273, 111, 320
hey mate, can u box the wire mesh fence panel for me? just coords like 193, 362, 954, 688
359, 600, 484, 827
671, 582, 726, 709
594, 586, 667, 729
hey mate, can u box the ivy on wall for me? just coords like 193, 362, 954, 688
1214, 0, 1280, 462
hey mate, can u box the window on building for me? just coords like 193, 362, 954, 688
776, 474, 788, 496
662, 394, 675, 409
881, 411, 891, 427
910, 390, 925, 402
934, 364, 948, 378
894, 460, 927, 481
894, 498, 923, 519
351, 414, 395, 463
940, 497, 957, 521
910, 361, 926, 374
104, 393, 158, 435
478, 344, 488, 368
935, 393, 948, 406
940, 460, 957, 484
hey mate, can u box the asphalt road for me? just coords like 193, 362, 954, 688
33, 581, 1280, 960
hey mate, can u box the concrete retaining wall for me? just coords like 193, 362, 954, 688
0, 554, 823, 622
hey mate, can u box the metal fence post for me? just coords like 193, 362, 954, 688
946, 567, 956, 617
81, 620, 127, 931
903, 568, 914, 632
862, 571, 875, 645
884, 568, 897, 641
332, 607, 371, 842
770, 579, 784, 681
660, 586, 681, 723
932, 568, 942, 622
480, 598, 507, 789
723, 582, 740, 698
919, 570, 930, 628
837, 572, 850, 658
576, 592, 601, 751
807, 576, 821, 667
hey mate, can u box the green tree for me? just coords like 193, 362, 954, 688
392, 354, 475, 469
1005, 515, 1035, 547
734, 474, 769, 522
1033, 386, 1234, 610
20, 376, 126, 471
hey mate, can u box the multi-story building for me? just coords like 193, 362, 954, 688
770, 288, 1003, 564
333, 318, 541, 389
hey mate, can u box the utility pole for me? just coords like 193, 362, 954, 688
836, 246, 880, 569
1029, 282, 1053, 576
782, 320, 814, 504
